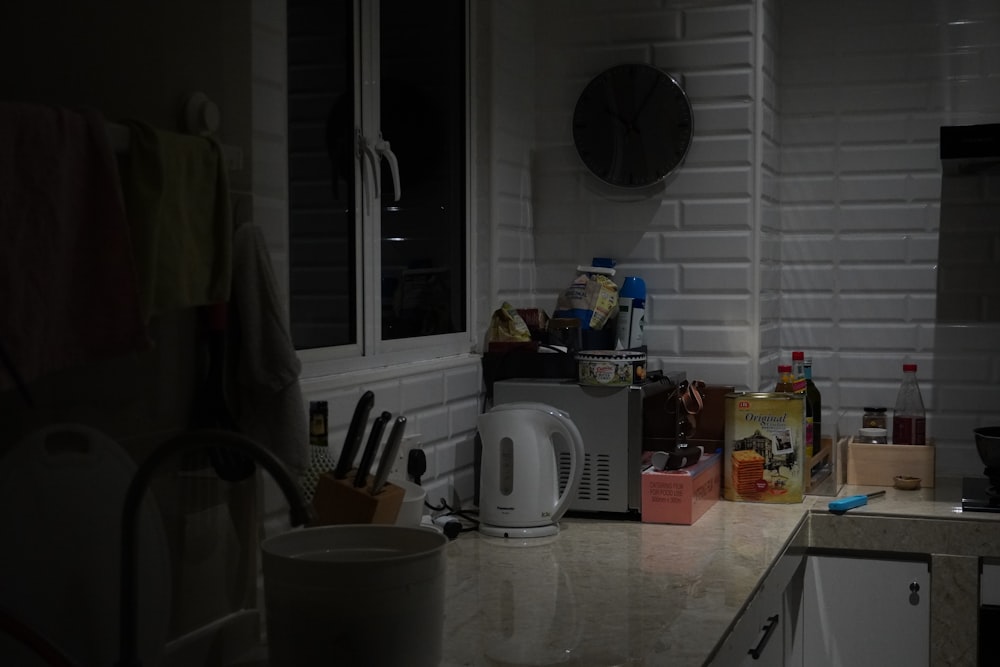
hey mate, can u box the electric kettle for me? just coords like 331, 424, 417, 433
477, 402, 585, 538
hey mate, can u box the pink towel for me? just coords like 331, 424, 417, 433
0, 103, 148, 392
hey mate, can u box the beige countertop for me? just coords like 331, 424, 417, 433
439, 478, 1000, 666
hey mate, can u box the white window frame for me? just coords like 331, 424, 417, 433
295, 0, 476, 380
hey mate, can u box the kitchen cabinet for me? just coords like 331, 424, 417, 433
709, 549, 806, 667
799, 554, 930, 667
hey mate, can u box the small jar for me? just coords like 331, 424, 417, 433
862, 407, 887, 429
857, 427, 888, 444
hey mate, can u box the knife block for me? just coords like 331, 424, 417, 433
310, 471, 405, 525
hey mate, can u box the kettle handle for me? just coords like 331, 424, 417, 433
545, 409, 585, 523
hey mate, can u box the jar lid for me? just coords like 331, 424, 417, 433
863, 407, 887, 413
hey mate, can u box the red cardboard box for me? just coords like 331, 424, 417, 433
641, 451, 721, 525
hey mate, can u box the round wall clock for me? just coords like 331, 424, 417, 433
572, 63, 693, 188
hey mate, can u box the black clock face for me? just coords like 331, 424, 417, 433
572, 64, 693, 188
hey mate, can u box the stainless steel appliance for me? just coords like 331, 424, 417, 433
493, 373, 686, 516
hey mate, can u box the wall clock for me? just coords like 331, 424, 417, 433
572, 63, 693, 188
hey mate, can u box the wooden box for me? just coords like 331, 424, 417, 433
846, 439, 935, 488
310, 471, 405, 525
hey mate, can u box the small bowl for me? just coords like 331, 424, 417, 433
893, 475, 921, 491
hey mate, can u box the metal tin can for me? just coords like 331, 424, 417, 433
575, 350, 647, 387
724, 392, 806, 503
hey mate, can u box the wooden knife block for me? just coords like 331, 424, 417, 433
310, 471, 405, 525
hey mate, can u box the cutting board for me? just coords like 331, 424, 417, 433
0, 424, 171, 665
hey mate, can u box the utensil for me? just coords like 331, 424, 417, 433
371, 416, 407, 495
477, 401, 585, 538
334, 390, 375, 479
828, 490, 885, 514
354, 411, 391, 487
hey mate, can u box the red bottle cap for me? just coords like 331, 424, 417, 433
903, 363, 917, 372
792, 351, 804, 360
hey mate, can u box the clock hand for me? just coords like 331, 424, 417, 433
628, 78, 660, 127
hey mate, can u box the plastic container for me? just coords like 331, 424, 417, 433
576, 349, 647, 386
616, 276, 646, 349
892, 363, 926, 445
261, 525, 448, 667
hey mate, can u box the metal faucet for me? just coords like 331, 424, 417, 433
116, 429, 314, 667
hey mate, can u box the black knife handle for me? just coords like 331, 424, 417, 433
371, 416, 407, 495
354, 412, 391, 487
334, 390, 375, 479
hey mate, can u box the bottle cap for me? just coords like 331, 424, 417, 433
903, 363, 918, 372
620, 276, 646, 299
792, 351, 804, 361
778, 364, 792, 373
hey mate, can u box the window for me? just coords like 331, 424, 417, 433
287, 0, 469, 365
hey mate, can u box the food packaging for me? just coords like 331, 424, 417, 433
723, 392, 805, 503
641, 451, 721, 525
576, 349, 646, 386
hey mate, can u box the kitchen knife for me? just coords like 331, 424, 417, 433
353, 411, 391, 487
828, 490, 885, 514
370, 416, 407, 495
333, 390, 375, 479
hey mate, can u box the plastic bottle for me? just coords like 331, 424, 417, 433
892, 363, 926, 445
616, 276, 646, 349
775, 364, 794, 393
804, 357, 822, 458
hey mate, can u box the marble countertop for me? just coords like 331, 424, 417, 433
439, 477, 1000, 667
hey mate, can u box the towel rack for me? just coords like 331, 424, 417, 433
104, 92, 244, 171
105, 122, 244, 172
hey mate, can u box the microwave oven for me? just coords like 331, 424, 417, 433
492, 373, 687, 516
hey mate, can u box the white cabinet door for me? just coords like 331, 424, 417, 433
710, 551, 805, 667
803, 555, 929, 667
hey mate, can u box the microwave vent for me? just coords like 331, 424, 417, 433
559, 451, 612, 502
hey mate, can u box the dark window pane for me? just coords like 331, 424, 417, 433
379, 1, 467, 340
287, 0, 356, 350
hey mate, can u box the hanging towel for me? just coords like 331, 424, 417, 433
0, 103, 149, 392
118, 121, 232, 320
225, 222, 307, 474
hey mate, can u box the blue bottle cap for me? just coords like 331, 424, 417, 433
620, 276, 646, 299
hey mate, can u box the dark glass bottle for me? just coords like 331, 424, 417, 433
804, 358, 822, 458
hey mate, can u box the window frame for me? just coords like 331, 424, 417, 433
293, 0, 476, 379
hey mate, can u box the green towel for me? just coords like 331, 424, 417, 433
119, 121, 232, 320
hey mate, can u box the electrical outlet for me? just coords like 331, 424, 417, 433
389, 434, 421, 481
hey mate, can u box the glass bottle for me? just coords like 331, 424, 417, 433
301, 400, 335, 500
892, 364, 926, 445
790, 351, 815, 457
863, 407, 887, 429
775, 364, 794, 393
805, 357, 822, 458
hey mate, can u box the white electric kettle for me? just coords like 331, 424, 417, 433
477, 402, 585, 538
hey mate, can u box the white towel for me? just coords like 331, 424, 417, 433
225, 223, 307, 474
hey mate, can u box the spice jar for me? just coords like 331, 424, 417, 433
863, 407, 887, 429
857, 427, 888, 444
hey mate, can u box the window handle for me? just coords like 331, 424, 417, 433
357, 130, 379, 215
374, 133, 401, 202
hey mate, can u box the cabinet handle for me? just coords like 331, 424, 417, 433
748, 614, 780, 660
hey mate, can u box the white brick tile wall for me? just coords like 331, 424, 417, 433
251, 0, 1000, 526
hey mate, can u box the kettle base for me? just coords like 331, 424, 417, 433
478, 523, 559, 539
